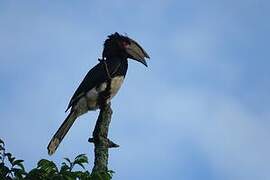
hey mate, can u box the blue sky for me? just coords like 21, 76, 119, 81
1, 0, 270, 179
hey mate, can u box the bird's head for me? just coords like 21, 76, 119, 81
102, 32, 150, 66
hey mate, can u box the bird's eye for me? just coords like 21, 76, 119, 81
122, 41, 130, 48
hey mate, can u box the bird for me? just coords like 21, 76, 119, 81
47, 32, 149, 155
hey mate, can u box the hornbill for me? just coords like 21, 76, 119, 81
47, 32, 149, 155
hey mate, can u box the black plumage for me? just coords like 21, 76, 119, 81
66, 57, 128, 112
47, 32, 149, 155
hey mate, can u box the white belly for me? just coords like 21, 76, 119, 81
76, 76, 124, 111
110, 76, 124, 98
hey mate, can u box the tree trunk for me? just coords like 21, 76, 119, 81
88, 103, 119, 173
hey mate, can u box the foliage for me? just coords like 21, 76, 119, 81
0, 139, 113, 180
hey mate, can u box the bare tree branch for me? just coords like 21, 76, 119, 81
88, 103, 119, 173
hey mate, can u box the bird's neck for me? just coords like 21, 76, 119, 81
106, 57, 128, 77
120, 58, 128, 77
106, 56, 127, 63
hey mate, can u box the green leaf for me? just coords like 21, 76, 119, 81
61, 171, 79, 179
69, 154, 88, 171
0, 163, 10, 176
51, 174, 64, 180
5, 153, 12, 159
73, 170, 91, 179
64, 157, 71, 164
11, 167, 26, 178
74, 154, 88, 165
13, 160, 25, 172
73, 171, 92, 179
5, 153, 15, 164
26, 168, 46, 180
63, 174, 74, 180
74, 162, 86, 170
37, 159, 58, 173
16, 164, 25, 172
74, 154, 87, 161
108, 170, 114, 178
13, 159, 24, 165
0, 139, 4, 146
60, 162, 70, 173
63, 157, 72, 169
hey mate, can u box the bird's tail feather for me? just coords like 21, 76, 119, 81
47, 111, 77, 155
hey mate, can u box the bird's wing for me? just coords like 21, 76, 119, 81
65, 59, 121, 112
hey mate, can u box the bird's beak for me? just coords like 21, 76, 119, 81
125, 39, 150, 67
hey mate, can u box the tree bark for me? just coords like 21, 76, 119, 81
88, 103, 119, 173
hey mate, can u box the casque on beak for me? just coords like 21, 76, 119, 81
125, 39, 150, 67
